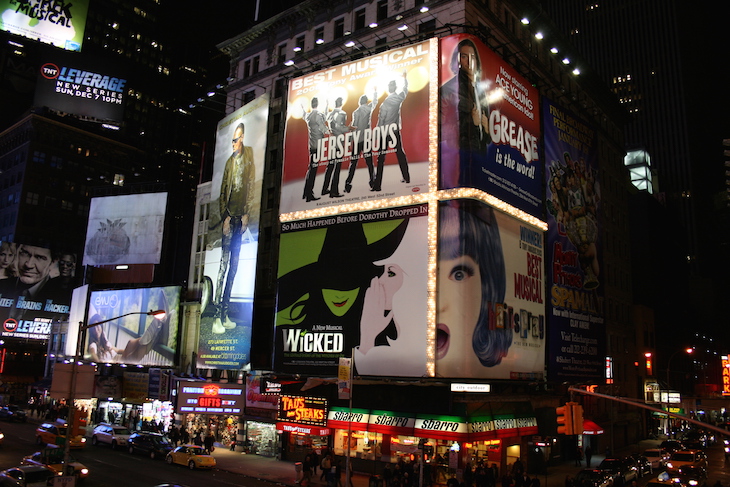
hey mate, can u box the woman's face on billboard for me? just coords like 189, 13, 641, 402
436, 254, 482, 364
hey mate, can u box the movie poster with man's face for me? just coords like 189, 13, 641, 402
274, 204, 429, 377
281, 40, 435, 214
440, 34, 542, 218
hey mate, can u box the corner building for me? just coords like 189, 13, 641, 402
189, 0, 635, 475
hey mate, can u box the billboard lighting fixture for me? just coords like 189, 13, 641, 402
284, 60, 296, 66
8, 40, 24, 47
293, 46, 302, 52
316, 38, 325, 44
207, 91, 216, 97
345, 41, 356, 48
521, 17, 530, 25
398, 24, 408, 31
420, 6, 429, 12
550, 47, 559, 54
534, 32, 544, 40
572, 68, 581, 75
369, 22, 378, 28
101, 124, 120, 131
562, 57, 570, 64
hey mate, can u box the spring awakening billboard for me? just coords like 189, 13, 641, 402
83, 193, 167, 266
0, 0, 89, 51
543, 98, 604, 382
197, 94, 269, 370
281, 40, 435, 214
439, 34, 542, 218
35, 50, 128, 124
435, 200, 545, 379
275, 204, 429, 377
81, 286, 180, 367
0, 241, 78, 340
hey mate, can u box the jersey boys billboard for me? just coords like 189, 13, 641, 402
440, 34, 542, 218
281, 40, 434, 213
197, 94, 269, 370
275, 204, 429, 377
543, 98, 604, 382
435, 200, 545, 380
35, 51, 128, 122
0, 0, 89, 51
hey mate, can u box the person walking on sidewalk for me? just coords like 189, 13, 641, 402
584, 445, 593, 467
575, 446, 583, 467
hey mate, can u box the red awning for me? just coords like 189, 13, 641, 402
276, 422, 331, 436
582, 419, 604, 435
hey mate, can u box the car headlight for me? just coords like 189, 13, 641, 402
80, 438, 87, 443
80, 468, 89, 475
0, 433, 4, 440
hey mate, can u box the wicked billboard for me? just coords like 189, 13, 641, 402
274, 204, 429, 377
281, 39, 435, 214
440, 34, 542, 218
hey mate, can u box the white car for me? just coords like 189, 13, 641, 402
643, 448, 669, 470
91, 423, 132, 450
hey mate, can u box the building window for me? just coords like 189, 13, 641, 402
32, 151, 45, 164
355, 8, 366, 30
377, 0, 388, 21
334, 18, 345, 38
252, 56, 260, 75
419, 19, 436, 34
295, 35, 305, 52
314, 26, 325, 44
272, 112, 282, 133
26, 192, 39, 205
243, 59, 251, 78
274, 78, 285, 99
278, 44, 287, 63
243, 90, 255, 105
113, 174, 125, 186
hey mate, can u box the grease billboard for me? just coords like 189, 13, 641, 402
440, 34, 542, 217
197, 94, 269, 370
543, 98, 604, 382
435, 199, 545, 379
0, 0, 89, 51
274, 204, 429, 377
281, 40, 434, 214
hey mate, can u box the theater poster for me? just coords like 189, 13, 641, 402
274, 204, 429, 377
543, 98, 604, 382
440, 34, 542, 218
281, 39, 435, 214
0, 0, 89, 51
435, 199, 545, 380
197, 94, 269, 370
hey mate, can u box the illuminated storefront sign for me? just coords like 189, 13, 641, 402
722, 356, 730, 396
277, 395, 328, 426
176, 381, 244, 414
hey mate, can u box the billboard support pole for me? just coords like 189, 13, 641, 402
346, 348, 354, 487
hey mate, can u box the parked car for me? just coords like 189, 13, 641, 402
597, 457, 638, 485
91, 423, 131, 450
643, 449, 670, 470
574, 468, 613, 487
628, 453, 652, 476
128, 431, 174, 459
0, 405, 27, 422
165, 445, 216, 470
35, 421, 86, 449
21, 448, 89, 482
659, 439, 685, 453
0, 465, 56, 487
665, 450, 707, 470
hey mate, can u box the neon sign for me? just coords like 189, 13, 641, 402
722, 356, 730, 396
277, 395, 328, 426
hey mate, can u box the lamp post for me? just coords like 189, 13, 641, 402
62, 309, 166, 476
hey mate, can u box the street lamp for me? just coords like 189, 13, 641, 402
62, 309, 166, 476
666, 347, 694, 390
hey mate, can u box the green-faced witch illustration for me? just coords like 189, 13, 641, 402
275, 218, 409, 372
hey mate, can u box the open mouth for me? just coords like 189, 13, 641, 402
436, 323, 450, 360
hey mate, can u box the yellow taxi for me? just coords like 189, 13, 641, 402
165, 445, 216, 470
22, 447, 90, 481
36, 421, 87, 449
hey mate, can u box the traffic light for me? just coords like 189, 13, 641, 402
556, 402, 574, 435
572, 403, 584, 436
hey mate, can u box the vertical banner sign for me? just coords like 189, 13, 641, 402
435, 200, 545, 379
275, 204, 429, 377
543, 97, 604, 382
722, 356, 730, 396
439, 34, 542, 218
338, 357, 352, 400
281, 40, 433, 214
197, 94, 269, 370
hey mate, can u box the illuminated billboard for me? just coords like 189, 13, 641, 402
281, 40, 434, 214
543, 98, 604, 382
0, 0, 89, 51
176, 380, 244, 415
197, 94, 269, 370
435, 199, 545, 379
275, 204, 429, 377
84, 286, 180, 367
440, 34, 542, 217
0, 241, 78, 341
83, 193, 167, 266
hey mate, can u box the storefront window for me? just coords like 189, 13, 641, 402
466, 439, 502, 465
246, 421, 277, 457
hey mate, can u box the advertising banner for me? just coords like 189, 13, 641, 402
176, 381, 244, 415
440, 34, 542, 217
435, 199, 545, 379
35, 51, 127, 122
197, 94, 269, 370
274, 204, 429, 377
245, 374, 279, 410
543, 98, 604, 382
281, 40, 434, 213
0, 0, 89, 51
0, 241, 78, 341
85, 286, 180, 367
83, 193, 167, 265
